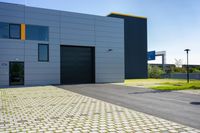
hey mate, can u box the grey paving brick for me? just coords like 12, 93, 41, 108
0, 86, 200, 132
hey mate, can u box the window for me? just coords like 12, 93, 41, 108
0, 22, 9, 39
9, 24, 21, 39
38, 44, 49, 62
26, 25, 49, 41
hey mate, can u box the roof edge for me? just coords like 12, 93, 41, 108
108, 12, 147, 19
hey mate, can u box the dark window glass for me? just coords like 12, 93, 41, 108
38, 44, 49, 62
9, 24, 21, 39
26, 25, 49, 41
0, 22, 9, 38
10, 62, 24, 85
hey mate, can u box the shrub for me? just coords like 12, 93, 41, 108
148, 65, 165, 78
173, 67, 186, 73
191, 67, 200, 73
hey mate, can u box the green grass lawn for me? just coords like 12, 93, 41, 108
125, 79, 200, 91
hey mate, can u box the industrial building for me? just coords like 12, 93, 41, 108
0, 2, 147, 86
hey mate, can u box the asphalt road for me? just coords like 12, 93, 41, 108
57, 84, 200, 129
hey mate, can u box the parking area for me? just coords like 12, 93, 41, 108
58, 84, 200, 130
0, 85, 200, 132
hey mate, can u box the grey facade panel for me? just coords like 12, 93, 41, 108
60, 40, 95, 47
60, 23, 94, 31
61, 17, 95, 25
95, 42, 123, 48
0, 16, 24, 24
60, 29, 95, 36
24, 41, 60, 85
0, 2, 124, 86
95, 17, 124, 85
0, 49, 24, 55
60, 11, 95, 20
0, 55, 24, 62
0, 3, 24, 24
95, 26, 123, 33
60, 34, 95, 42
25, 19, 59, 27
95, 16, 123, 23
95, 36, 123, 43
0, 9, 24, 18
25, 12, 60, 21
0, 2, 24, 11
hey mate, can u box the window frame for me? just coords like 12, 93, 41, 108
38, 44, 49, 62
9, 23, 21, 39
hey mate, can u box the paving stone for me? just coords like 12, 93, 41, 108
0, 86, 200, 132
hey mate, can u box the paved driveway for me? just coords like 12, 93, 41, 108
58, 84, 200, 129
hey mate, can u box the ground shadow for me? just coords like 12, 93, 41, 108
128, 90, 172, 94
190, 102, 200, 105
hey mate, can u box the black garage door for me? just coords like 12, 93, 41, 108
61, 46, 95, 84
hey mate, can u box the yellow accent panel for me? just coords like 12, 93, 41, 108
108, 12, 147, 19
21, 24, 26, 40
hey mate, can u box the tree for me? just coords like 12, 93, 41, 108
174, 59, 183, 68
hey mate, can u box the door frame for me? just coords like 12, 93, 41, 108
60, 45, 96, 84
9, 61, 24, 86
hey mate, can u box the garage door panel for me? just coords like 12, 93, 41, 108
61, 46, 95, 84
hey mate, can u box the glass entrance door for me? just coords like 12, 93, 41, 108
9, 62, 24, 85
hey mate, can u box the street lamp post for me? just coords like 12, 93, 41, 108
184, 49, 190, 83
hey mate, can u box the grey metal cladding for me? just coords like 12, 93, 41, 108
0, 3, 24, 23
24, 42, 60, 85
0, 41, 25, 85
23, 4, 60, 85
61, 17, 95, 25
0, 9, 24, 18
60, 34, 95, 42
95, 16, 124, 83
60, 10, 95, 20
60, 13, 95, 46
0, 40, 24, 59
0, 2, 124, 86
0, 2, 24, 11
25, 7, 60, 28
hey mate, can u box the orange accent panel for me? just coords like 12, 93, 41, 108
21, 24, 26, 40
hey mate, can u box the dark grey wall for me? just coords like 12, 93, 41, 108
108, 14, 148, 79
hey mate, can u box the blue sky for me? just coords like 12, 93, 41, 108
1, 0, 200, 65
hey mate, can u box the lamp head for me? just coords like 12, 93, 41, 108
184, 49, 190, 52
